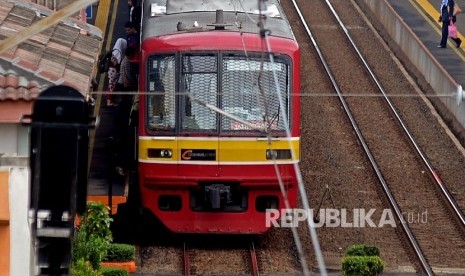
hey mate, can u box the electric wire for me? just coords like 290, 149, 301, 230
89, 91, 458, 98
255, 2, 322, 275
260, 22, 327, 276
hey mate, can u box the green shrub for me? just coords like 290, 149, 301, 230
346, 244, 380, 257
342, 256, 384, 276
72, 201, 113, 270
101, 267, 129, 276
102, 243, 136, 262
70, 259, 103, 276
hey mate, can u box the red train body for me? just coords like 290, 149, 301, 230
137, 0, 300, 233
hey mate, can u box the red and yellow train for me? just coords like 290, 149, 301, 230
137, 0, 300, 234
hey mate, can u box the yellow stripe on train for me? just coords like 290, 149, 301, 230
138, 136, 300, 162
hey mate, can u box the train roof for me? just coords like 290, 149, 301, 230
142, 0, 296, 41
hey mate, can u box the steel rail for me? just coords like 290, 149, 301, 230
250, 240, 260, 276
289, 0, 433, 275
183, 242, 189, 276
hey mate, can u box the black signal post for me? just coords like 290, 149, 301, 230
22, 85, 96, 276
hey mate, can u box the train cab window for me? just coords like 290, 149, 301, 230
180, 54, 218, 132
147, 55, 176, 132
221, 56, 290, 133
146, 53, 290, 135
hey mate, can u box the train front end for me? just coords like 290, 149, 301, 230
138, 0, 300, 234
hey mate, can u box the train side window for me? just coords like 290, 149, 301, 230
147, 55, 176, 132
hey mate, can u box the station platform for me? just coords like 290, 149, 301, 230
87, 103, 128, 214
86, 0, 131, 214
387, 0, 465, 86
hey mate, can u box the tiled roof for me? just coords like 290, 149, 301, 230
0, 0, 103, 102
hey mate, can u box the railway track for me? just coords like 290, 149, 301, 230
283, 0, 465, 274
137, 232, 300, 275
183, 239, 260, 276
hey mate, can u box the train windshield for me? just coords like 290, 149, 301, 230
146, 53, 291, 135
164, 0, 281, 18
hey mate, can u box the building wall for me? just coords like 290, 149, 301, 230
0, 125, 17, 156
0, 124, 29, 156
17, 126, 29, 157
0, 170, 10, 276
0, 164, 31, 276
8, 167, 31, 276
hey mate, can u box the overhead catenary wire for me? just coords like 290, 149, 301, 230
202, 1, 327, 273
258, 11, 327, 276
252, 1, 325, 275
88, 91, 458, 98
249, 7, 312, 276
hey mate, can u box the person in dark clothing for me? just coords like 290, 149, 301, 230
115, 47, 138, 175
438, 0, 462, 48
128, 0, 142, 33
125, 21, 139, 48
125, 21, 140, 63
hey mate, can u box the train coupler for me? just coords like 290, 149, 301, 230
204, 184, 232, 209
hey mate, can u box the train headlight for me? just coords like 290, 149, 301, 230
161, 149, 172, 157
148, 148, 173, 158
266, 149, 278, 159
266, 149, 292, 160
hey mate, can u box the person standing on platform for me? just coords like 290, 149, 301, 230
128, 0, 142, 33
115, 47, 138, 175
125, 21, 140, 64
438, 0, 461, 48
118, 47, 138, 93
106, 38, 127, 106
